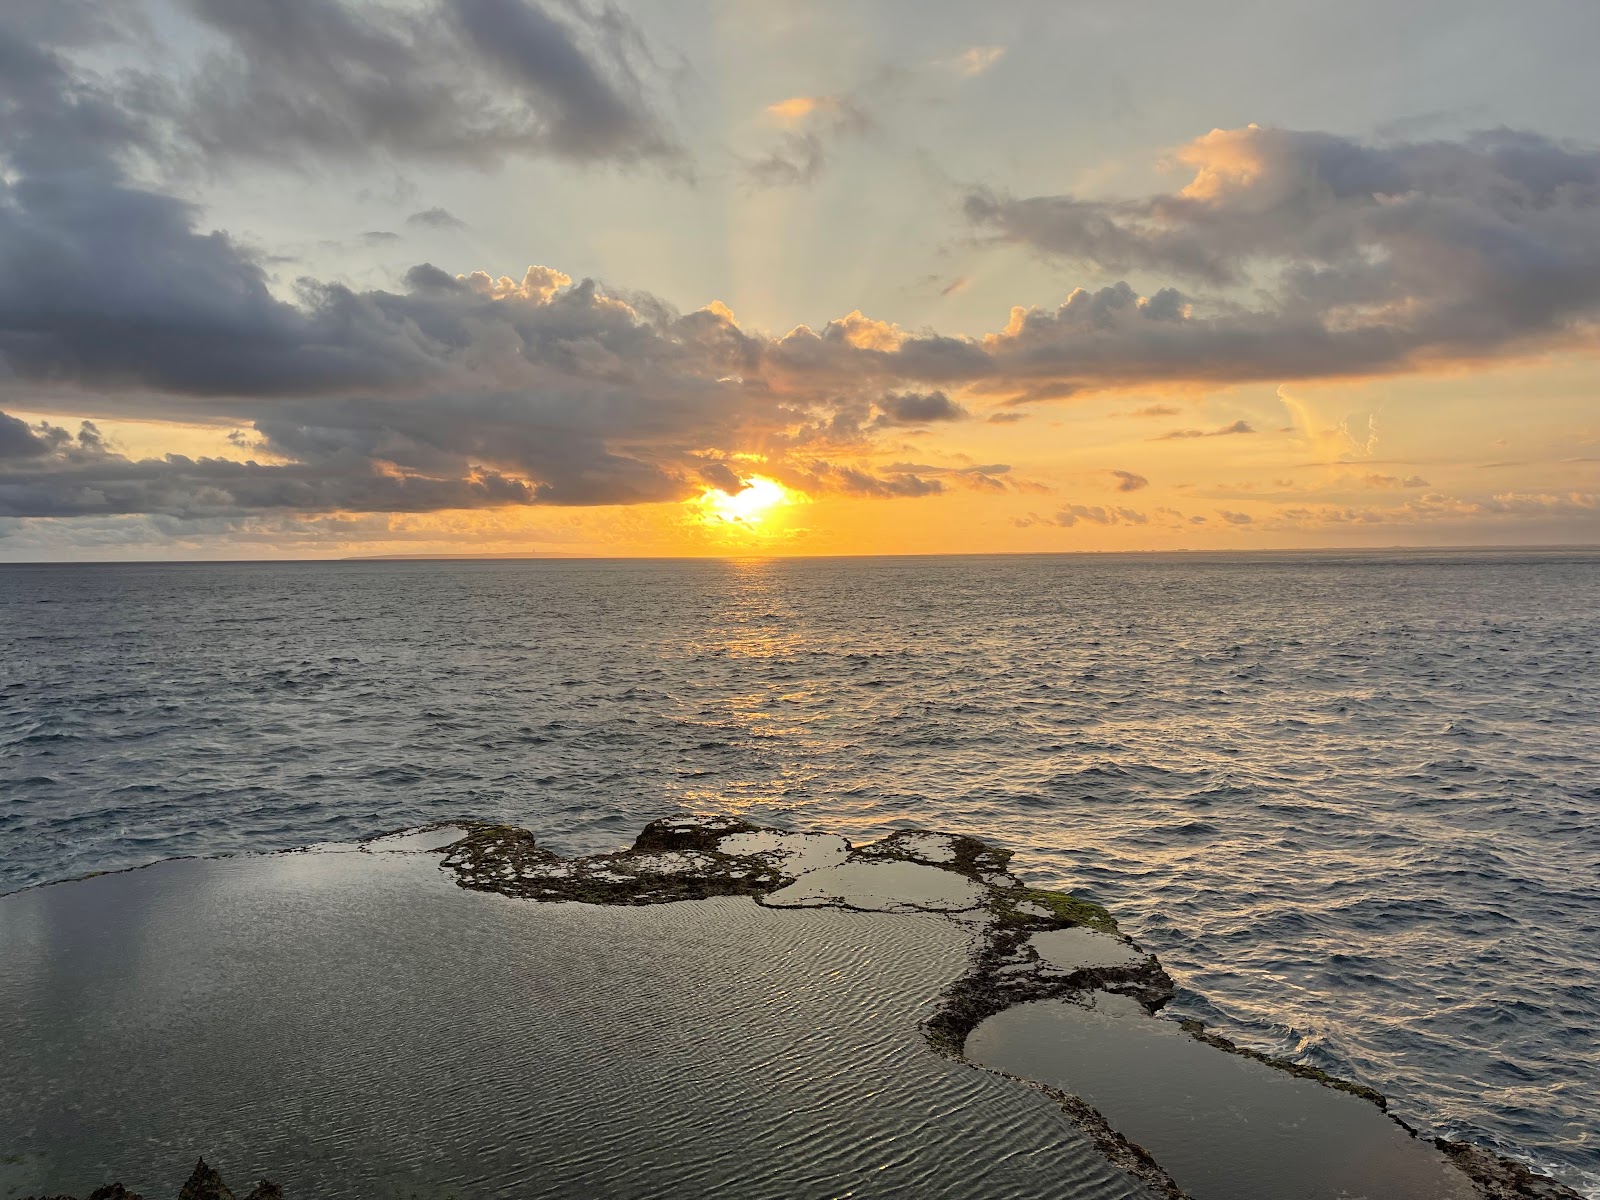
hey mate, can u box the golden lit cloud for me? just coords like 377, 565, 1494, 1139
765, 96, 828, 124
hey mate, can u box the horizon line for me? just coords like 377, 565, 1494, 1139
3, 543, 1600, 566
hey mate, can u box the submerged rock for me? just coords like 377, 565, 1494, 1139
21, 1162, 282, 1200
176, 1159, 232, 1200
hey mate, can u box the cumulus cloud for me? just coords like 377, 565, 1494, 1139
966, 125, 1600, 389
0, 411, 53, 458
1110, 469, 1149, 492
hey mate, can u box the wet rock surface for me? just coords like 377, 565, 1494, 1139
434, 815, 1586, 1200
6, 816, 1584, 1200
1435, 1141, 1589, 1200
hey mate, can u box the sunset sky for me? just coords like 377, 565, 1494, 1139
2, 0, 1599, 558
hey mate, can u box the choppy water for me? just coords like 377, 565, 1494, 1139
2, 551, 1598, 1193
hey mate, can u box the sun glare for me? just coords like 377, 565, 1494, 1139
694, 476, 793, 527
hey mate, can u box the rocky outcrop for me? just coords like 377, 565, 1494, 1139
1434, 1140, 1586, 1200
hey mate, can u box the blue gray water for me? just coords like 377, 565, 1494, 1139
2, 551, 1597, 1193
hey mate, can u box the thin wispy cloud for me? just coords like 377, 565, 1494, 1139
1156, 421, 1256, 440
943, 46, 1005, 78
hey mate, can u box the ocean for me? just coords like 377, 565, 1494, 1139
2, 551, 1597, 1193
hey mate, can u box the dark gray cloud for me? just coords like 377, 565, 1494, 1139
0, 415, 552, 517
875, 390, 969, 425
1110, 469, 1148, 492
3, 0, 680, 176
173, 0, 679, 168
406, 206, 466, 229
966, 126, 1600, 390
0, 411, 53, 458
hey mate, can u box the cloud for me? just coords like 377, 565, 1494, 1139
1110, 469, 1148, 492
883, 460, 1017, 492
965, 125, 1600, 388
774, 460, 943, 498
944, 46, 1005, 78
0, 415, 566, 517
875, 390, 970, 425
745, 93, 870, 188
0, 411, 54, 458
7, 54, 1600, 535
1054, 504, 1149, 527
1217, 509, 1254, 524
1125, 404, 1179, 418
5, 0, 682, 175
1363, 472, 1430, 489
407, 207, 466, 230
1156, 420, 1255, 440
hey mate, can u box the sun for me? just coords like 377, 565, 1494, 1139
693, 476, 793, 527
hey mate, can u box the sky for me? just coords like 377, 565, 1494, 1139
1, 0, 1598, 559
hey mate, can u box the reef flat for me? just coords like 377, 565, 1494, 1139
0, 818, 1583, 1200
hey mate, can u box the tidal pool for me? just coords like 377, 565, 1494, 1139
968, 996, 1480, 1200
0, 844, 1156, 1200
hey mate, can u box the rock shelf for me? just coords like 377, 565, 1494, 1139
1, 816, 1584, 1200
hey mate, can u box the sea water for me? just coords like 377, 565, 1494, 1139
3, 551, 1597, 1192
